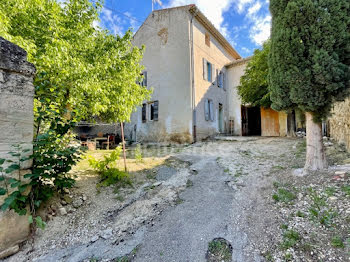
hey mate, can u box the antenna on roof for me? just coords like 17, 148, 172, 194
152, 0, 163, 11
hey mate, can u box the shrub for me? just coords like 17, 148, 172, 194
88, 146, 130, 187
134, 144, 143, 163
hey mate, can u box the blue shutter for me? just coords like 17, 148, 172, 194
204, 99, 209, 121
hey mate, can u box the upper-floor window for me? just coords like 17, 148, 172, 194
203, 58, 214, 83
205, 32, 210, 47
217, 70, 225, 90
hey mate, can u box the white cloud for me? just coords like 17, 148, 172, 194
232, 0, 271, 46
166, 0, 270, 51
100, 8, 123, 35
247, 1, 262, 17
249, 14, 271, 45
241, 47, 251, 54
235, 0, 254, 14
100, 8, 139, 36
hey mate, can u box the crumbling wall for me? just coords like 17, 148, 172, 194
0, 37, 35, 258
329, 98, 350, 151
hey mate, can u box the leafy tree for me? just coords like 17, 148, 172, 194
238, 40, 271, 108
269, 0, 350, 171
0, 0, 150, 222
0, 0, 150, 124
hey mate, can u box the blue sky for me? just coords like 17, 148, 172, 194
97, 0, 271, 57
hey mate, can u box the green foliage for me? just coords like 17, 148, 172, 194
341, 185, 350, 196
0, 0, 150, 226
238, 40, 271, 108
307, 187, 337, 227
273, 188, 297, 203
331, 236, 344, 248
134, 144, 143, 163
0, 0, 151, 124
207, 238, 232, 262
281, 229, 300, 250
269, 0, 350, 121
88, 147, 131, 187
0, 133, 84, 217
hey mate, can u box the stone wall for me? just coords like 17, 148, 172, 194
329, 98, 350, 151
0, 37, 35, 258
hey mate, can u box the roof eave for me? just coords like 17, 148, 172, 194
225, 56, 252, 68
189, 6, 241, 60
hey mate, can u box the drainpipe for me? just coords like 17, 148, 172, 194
190, 8, 198, 143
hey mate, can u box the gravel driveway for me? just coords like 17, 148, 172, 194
8, 137, 347, 262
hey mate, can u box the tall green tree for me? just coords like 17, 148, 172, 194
0, 0, 150, 125
269, 0, 350, 171
238, 40, 271, 108
0, 0, 151, 219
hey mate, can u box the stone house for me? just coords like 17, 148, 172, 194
125, 4, 295, 143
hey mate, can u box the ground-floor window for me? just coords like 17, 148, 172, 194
142, 103, 147, 122
149, 101, 159, 121
205, 99, 214, 121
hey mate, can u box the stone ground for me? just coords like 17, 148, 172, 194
3, 137, 350, 262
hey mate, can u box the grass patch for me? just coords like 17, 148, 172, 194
281, 229, 300, 250
207, 238, 232, 262
295, 140, 306, 158
273, 188, 297, 203
186, 179, 193, 188
283, 253, 293, 261
296, 210, 306, 218
115, 195, 124, 202
234, 167, 247, 178
325, 186, 337, 197
307, 187, 338, 227
175, 197, 184, 205
331, 236, 344, 248
341, 185, 350, 196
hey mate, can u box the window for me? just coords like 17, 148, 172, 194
148, 100, 159, 121
207, 62, 212, 82
140, 71, 147, 87
203, 58, 215, 83
204, 99, 214, 121
142, 103, 147, 123
205, 32, 210, 47
216, 70, 225, 89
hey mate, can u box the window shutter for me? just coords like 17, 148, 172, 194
143, 71, 147, 87
216, 69, 219, 87
203, 58, 207, 80
211, 64, 215, 84
142, 103, 146, 122
209, 100, 214, 121
204, 99, 209, 121
222, 72, 226, 91
153, 100, 159, 121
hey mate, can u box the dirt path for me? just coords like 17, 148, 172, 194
4, 137, 349, 262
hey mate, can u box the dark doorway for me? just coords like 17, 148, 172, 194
241, 106, 261, 136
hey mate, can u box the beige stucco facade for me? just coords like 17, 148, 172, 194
192, 16, 236, 140
127, 5, 245, 142
129, 6, 193, 143
225, 58, 251, 135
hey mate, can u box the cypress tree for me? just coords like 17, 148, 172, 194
269, 0, 350, 171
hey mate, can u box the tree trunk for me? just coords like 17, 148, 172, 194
120, 122, 127, 172
304, 112, 327, 171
